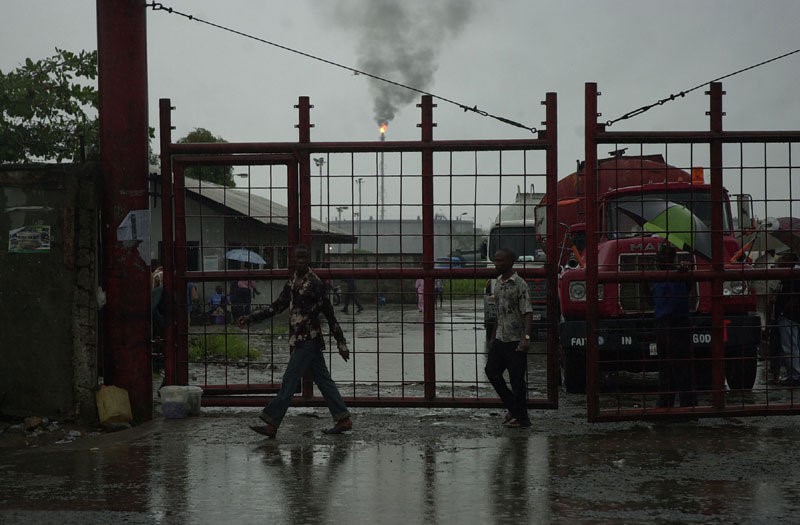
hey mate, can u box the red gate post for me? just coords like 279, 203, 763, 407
159, 99, 176, 385
584, 83, 600, 418
708, 82, 726, 408
296, 96, 314, 399
419, 96, 436, 400
543, 92, 560, 404
96, 0, 152, 420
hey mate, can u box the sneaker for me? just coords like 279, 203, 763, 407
249, 423, 277, 438
504, 418, 531, 428
322, 417, 353, 434
502, 411, 514, 424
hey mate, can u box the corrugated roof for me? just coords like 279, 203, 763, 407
184, 177, 355, 243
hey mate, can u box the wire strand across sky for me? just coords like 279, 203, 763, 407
147, 2, 798, 132
146, 2, 539, 134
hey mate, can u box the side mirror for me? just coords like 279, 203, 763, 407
735, 194, 755, 230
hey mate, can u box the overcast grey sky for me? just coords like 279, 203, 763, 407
3, 1, 800, 226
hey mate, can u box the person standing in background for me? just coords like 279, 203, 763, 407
434, 278, 445, 309
341, 277, 363, 314
775, 252, 800, 386
650, 243, 695, 408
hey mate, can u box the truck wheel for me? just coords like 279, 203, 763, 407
562, 347, 586, 394
725, 346, 758, 390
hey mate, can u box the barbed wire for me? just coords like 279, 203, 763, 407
605, 48, 800, 127
146, 2, 538, 134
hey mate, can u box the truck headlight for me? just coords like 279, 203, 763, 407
569, 281, 604, 301
723, 280, 748, 296
569, 281, 586, 301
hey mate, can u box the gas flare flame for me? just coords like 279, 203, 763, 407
379, 122, 388, 135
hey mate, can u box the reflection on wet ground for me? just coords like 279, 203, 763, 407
2, 407, 799, 523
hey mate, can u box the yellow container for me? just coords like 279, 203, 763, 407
96, 385, 133, 425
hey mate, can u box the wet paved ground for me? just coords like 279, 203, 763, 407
2, 399, 800, 523
4, 298, 800, 522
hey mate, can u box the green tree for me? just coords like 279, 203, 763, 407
177, 128, 235, 187
0, 48, 98, 163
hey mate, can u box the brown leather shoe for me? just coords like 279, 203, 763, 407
322, 417, 352, 434
250, 423, 277, 438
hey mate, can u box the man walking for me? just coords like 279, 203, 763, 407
238, 244, 353, 438
485, 247, 532, 428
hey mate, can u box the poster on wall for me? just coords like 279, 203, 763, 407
9, 225, 51, 253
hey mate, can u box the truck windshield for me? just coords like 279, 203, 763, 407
607, 191, 731, 239
487, 226, 542, 260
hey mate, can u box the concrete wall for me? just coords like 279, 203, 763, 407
0, 164, 99, 423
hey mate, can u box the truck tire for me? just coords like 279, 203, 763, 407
562, 346, 586, 394
725, 346, 758, 390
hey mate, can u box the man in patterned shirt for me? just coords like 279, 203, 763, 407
485, 247, 533, 428
238, 244, 352, 438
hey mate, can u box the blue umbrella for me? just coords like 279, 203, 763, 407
225, 248, 268, 265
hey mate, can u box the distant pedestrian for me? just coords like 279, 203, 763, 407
239, 244, 353, 438
187, 281, 200, 326
341, 277, 363, 313
485, 248, 532, 428
234, 279, 260, 316
415, 278, 425, 311
434, 278, 444, 309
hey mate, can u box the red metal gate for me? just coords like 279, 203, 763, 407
576, 82, 800, 421
158, 94, 560, 409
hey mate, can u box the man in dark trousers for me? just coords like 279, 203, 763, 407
341, 277, 363, 313
485, 247, 533, 428
650, 242, 695, 407
238, 244, 353, 438
774, 252, 800, 386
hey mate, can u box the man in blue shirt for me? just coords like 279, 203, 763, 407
651, 243, 695, 408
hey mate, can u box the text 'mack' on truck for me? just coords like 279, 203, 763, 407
483, 185, 548, 343
540, 154, 761, 394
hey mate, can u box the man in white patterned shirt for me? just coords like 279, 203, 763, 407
485, 248, 533, 428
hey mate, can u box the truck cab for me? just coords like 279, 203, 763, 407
555, 158, 761, 393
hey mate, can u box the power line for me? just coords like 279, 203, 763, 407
146, 2, 538, 134
606, 48, 800, 127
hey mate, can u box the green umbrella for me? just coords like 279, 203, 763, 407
618, 201, 712, 259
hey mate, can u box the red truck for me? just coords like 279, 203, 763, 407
544, 154, 760, 393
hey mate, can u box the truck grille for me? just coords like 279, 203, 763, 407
528, 279, 547, 301
617, 253, 698, 314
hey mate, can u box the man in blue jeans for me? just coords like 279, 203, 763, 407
238, 244, 352, 438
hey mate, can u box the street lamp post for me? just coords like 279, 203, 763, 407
356, 178, 363, 249
335, 206, 348, 222
313, 157, 325, 221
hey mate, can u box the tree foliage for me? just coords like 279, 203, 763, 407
177, 128, 235, 187
0, 48, 99, 163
